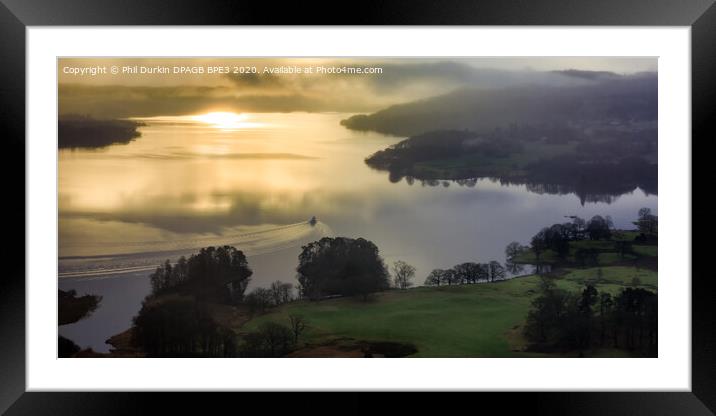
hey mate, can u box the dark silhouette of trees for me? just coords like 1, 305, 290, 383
270, 280, 294, 305
425, 261, 505, 286
489, 261, 506, 282
453, 262, 481, 284
524, 278, 657, 356
392, 260, 416, 289
505, 241, 526, 261
244, 287, 273, 316
243, 282, 295, 316
441, 268, 458, 285
424, 269, 445, 286
131, 296, 237, 357
149, 246, 252, 303
531, 225, 570, 259
239, 322, 295, 357
586, 215, 612, 240
296, 237, 389, 301
524, 277, 570, 345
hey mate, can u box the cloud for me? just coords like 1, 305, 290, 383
59, 59, 657, 118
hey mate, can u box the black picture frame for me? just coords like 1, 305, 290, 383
1, 0, 713, 414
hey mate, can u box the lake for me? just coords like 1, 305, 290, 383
58, 112, 657, 351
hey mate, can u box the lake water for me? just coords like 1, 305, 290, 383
58, 112, 657, 352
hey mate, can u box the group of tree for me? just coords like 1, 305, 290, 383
296, 237, 390, 301
527, 208, 656, 263
523, 277, 657, 356
530, 214, 614, 260
238, 314, 308, 357
131, 296, 237, 357
149, 245, 253, 303
243, 280, 295, 315
424, 260, 506, 286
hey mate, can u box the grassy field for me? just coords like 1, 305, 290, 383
242, 264, 656, 357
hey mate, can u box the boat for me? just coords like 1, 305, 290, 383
308, 216, 317, 226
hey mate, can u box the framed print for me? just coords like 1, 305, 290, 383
2, 0, 714, 414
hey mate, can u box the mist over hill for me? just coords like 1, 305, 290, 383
341, 72, 657, 137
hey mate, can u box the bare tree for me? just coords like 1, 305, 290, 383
489, 261, 506, 282
288, 314, 308, 344
269, 281, 294, 306
392, 260, 416, 289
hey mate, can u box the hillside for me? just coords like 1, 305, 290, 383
341, 73, 657, 137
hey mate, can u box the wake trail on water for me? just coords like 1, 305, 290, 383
59, 221, 334, 280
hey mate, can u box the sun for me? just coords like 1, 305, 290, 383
191, 112, 262, 130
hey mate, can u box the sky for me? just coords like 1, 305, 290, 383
58, 57, 657, 118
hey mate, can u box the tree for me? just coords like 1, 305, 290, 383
296, 237, 390, 301
288, 314, 308, 344
505, 241, 526, 261
586, 215, 612, 240
441, 268, 458, 286
523, 277, 570, 345
424, 269, 444, 286
149, 246, 252, 303
531, 228, 549, 261
634, 207, 658, 236
453, 262, 482, 284
598, 292, 614, 346
489, 261, 506, 282
240, 322, 295, 357
269, 280, 294, 306
132, 297, 236, 357
392, 260, 416, 289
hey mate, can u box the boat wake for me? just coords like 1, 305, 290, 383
59, 220, 334, 280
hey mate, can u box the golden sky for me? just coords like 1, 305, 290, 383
58, 57, 657, 118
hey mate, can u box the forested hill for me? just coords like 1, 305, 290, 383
341, 72, 657, 137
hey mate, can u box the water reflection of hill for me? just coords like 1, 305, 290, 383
392, 175, 655, 206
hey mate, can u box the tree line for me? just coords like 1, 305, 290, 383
423, 260, 506, 287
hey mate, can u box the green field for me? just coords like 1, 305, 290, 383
242, 265, 656, 357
